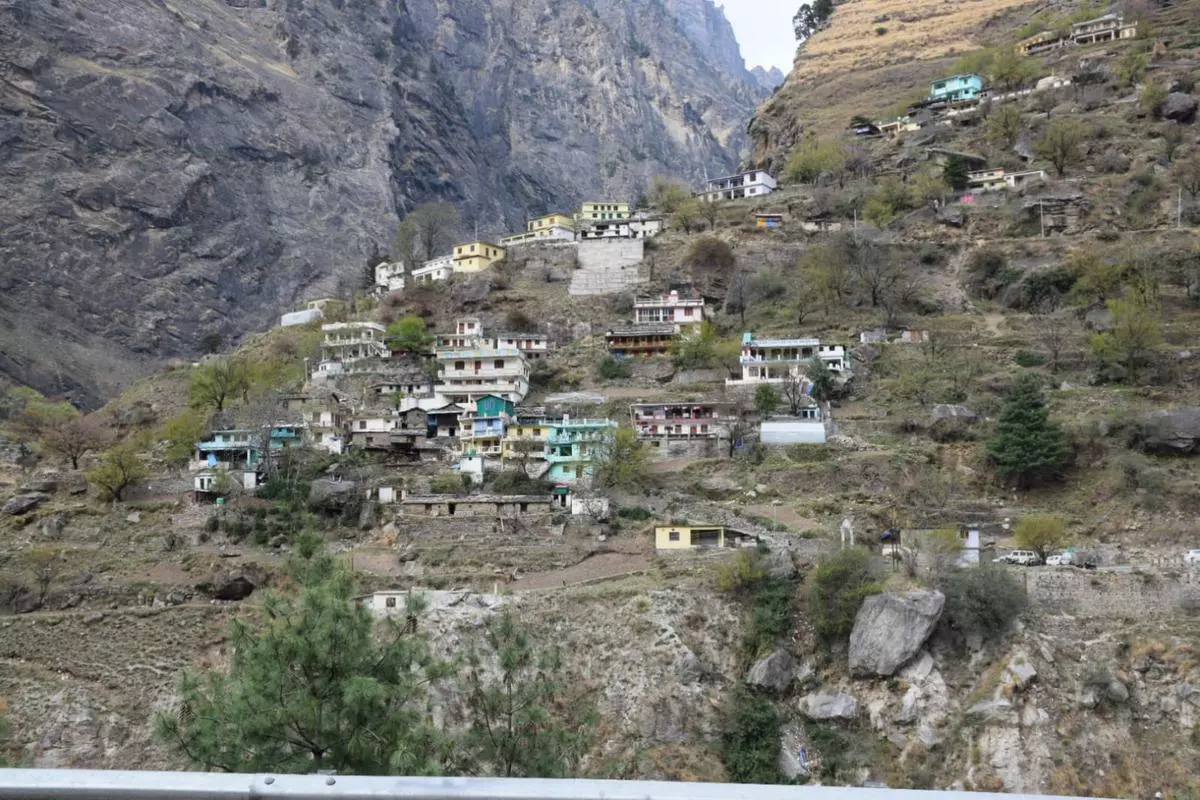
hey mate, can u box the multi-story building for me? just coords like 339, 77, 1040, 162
368, 370, 435, 403
436, 346, 530, 404
699, 170, 778, 203
436, 317, 488, 350
545, 418, 617, 485
495, 332, 551, 361
458, 394, 515, 457
452, 240, 506, 273
1070, 14, 1137, 45
373, 261, 405, 295
727, 333, 846, 386
630, 403, 734, 439
195, 430, 261, 470
578, 202, 631, 222
634, 290, 707, 329
303, 407, 348, 454
605, 324, 678, 358
500, 411, 557, 465
320, 322, 389, 367
500, 213, 576, 246
928, 74, 984, 104
411, 255, 454, 285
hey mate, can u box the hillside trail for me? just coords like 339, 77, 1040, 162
510, 551, 651, 591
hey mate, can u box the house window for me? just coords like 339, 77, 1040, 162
669, 531, 681, 542
494, 360, 504, 369
385, 596, 397, 608
359, 421, 367, 430
455, 361, 465, 370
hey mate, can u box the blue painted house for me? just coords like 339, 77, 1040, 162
269, 425, 304, 451
195, 430, 261, 469
460, 395, 515, 456
545, 419, 618, 485
929, 74, 983, 103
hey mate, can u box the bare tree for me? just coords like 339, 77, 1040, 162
780, 372, 807, 416
1034, 313, 1075, 374
395, 203, 461, 264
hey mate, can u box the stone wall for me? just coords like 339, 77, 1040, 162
1024, 568, 1200, 618
569, 239, 646, 295
644, 437, 726, 461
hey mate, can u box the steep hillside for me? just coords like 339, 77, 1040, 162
0, 0, 762, 407
750, 0, 1045, 167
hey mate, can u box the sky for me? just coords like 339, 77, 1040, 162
719, 0, 797, 74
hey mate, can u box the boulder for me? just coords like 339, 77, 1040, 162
308, 478, 359, 510
1161, 92, 1197, 123
931, 404, 977, 422
1132, 408, 1200, 456
849, 591, 945, 677
745, 650, 795, 693
800, 692, 859, 721
21, 473, 60, 494
1004, 653, 1038, 691
196, 568, 262, 601
39, 515, 67, 539
936, 205, 965, 228
3, 493, 48, 516
968, 697, 1014, 722
1105, 679, 1130, 704
1084, 305, 1114, 332
764, 549, 796, 581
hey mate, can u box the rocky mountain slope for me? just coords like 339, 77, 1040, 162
0, 0, 763, 407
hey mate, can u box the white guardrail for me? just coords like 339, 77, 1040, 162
0, 771, 1107, 800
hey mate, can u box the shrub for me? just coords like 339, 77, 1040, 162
429, 472, 470, 495
722, 688, 782, 784
596, 356, 632, 381
616, 506, 652, 521
875, 26, 888, 35
809, 549, 881, 648
488, 470, 550, 495
716, 550, 767, 595
686, 237, 736, 273
937, 566, 1028, 641
1014, 350, 1048, 368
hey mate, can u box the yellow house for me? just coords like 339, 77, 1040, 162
578, 202, 631, 222
527, 213, 575, 234
655, 525, 730, 551
501, 417, 552, 461
452, 240, 506, 273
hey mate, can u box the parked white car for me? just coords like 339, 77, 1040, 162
1184, 549, 1200, 566
1045, 553, 1071, 566
994, 550, 1043, 566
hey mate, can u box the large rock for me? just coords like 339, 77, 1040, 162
745, 650, 795, 693
799, 692, 859, 721
3, 493, 48, 516
196, 567, 263, 601
931, 404, 977, 422
1132, 408, 1200, 456
1162, 92, 1197, 123
936, 205, 965, 228
849, 591, 945, 677
308, 479, 359, 510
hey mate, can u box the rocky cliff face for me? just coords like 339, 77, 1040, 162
0, 0, 761, 407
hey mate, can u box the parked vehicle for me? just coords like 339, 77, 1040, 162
994, 550, 1042, 566
1046, 553, 1071, 566
1185, 550, 1200, 566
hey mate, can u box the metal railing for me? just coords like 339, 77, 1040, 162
0, 771, 1101, 800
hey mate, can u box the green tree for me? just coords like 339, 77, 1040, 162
1035, 119, 1086, 177
986, 103, 1025, 151
942, 156, 970, 192
189, 357, 250, 413
1173, 155, 1200, 201
986, 374, 1072, 489
685, 236, 736, 276
754, 383, 781, 416
18, 399, 111, 470
1069, 249, 1124, 305
1087, 298, 1163, 383
988, 46, 1036, 90
805, 355, 835, 402
671, 198, 702, 234
387, 315, 433, 353
913, 170, 950, 205
672, 322, 718, 369
156, 551, 451, 774
460, 610, 596, 777
594, 426, 651, 491
722, 688, 781, 784
159, 410, 210, 466
785, 136, 847, 185
87, 444, 148, 502
1116, 49, 1148, 86
809, 548, 881, 648
648, 177, 691, 214
1140, 81, 1168, 117
937, 566, 1028, 642
395, 203, 461, 264
1014, 514, 1068, 562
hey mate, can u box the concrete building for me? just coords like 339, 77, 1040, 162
630, 402, 733, 439
437, 317, 488, 350
400, 495, 555, 518
373, 261, 405, 294
928, 74, 984, 104
411, 255, 454, 285
1071, 14, 1137, 45
545, 418, 617, 485
634, 289, 706, 329
727, 333, 846, 386
654, 525, 754, 551
458, 394, 515, 457
606, 323, 678, 358
281, 307, 324, 328
495, 332, 551, 361
195, 430, 261, 471
452, 241, 505, 274
320, 322, 389, 367
578, 202, 631, 222
368, 370, 435, 402
1020, 31, 1068, 55
500, 411, 557, 466
700, 170, 777, 202
755, 213, 784, 230
968, 168, 1049, 193
436, 346, 530, 405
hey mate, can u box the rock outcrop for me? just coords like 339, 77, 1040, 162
0, 0, 764, 405
3, 493, 48, 516
849, 590, 945, 677
745, 649, 795, 693
799, 691, 859, 720
1132, 408, 1200, 456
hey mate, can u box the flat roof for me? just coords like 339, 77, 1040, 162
322, 321, 386, 331
402, 495, 553, 504
437, 348, 523, 359
608, 323, 679, 337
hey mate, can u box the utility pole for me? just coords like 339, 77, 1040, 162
1179, 185, 1184, 230
1040, 202, 1046, 238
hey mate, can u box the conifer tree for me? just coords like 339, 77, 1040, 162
987, 374, 1072, 489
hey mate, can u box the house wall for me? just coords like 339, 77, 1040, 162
643, 437, 726, 461
654, 526, 727, 550
281, 308, 324, 328
761, 420, 827, 445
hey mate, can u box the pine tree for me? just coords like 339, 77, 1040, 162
155, 546, 452, 775
460, 611, 597, 778
987, 374, 1072, 489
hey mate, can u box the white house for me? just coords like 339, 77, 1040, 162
320, 322, 389, 366
634, 290, 707, 328
436, 346, 530, 405
411, 255, 454, 285
373, 261, 406, 294
700, 170, 777, 203
280, 308, 324, 328
495, 332, 551, 361
727, 333, 846, 386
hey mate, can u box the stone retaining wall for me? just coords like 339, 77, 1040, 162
1024, 568, 1200, 618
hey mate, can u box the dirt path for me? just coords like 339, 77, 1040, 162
983, 313, 1005, 336
510, 551, 652, 591
743, 504, 822, 533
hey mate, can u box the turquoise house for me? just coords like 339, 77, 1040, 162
269, 425, 304, 451
463, 395, 515, 456
545, 419, 618, 485
196, 430, 261, 469
929, 74, 983, 103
